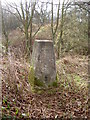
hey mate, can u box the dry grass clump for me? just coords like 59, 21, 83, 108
1, 53, 31, 96
56, 55, 88, 81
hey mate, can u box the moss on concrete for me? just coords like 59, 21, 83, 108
28, 66, 46, 91
28, 66, 35, 89
34, 77, 45, 87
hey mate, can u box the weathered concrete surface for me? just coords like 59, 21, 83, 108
31, 40, 56, 86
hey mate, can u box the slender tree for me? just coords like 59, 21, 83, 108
2, 10, 9, 54
57, 0, 64, 59
51, 0, 60, 43
56, 0, 71, 59
4, 0, 37, 56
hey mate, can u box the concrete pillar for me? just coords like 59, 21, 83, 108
31, 40, 56, 86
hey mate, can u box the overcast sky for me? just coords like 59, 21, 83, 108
1, 0, 89, 10
1, 0, 89, 5
1, 0, 73, 5
2, 0, 67, 4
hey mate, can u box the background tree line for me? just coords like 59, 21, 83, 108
1, 0, 89, 59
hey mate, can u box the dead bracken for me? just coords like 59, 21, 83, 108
1, 54, 88, 119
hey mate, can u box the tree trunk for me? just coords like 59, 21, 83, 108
51, 0, 60, 44
2, 10, 9, 55
57, 1, 64, 59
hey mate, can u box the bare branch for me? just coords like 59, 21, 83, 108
20, 1, 25, 20
53, 0, 60, 36
32, 24, 42, 38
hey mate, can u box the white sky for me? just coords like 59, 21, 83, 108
1, 0, 72, 13
2, 0, 72, 5
2, 0, 65, 3
1, 0, 89, 5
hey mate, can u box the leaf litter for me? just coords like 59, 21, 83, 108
0, 54, 89, 119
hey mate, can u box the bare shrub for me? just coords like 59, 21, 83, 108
1, 52, 31, 96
